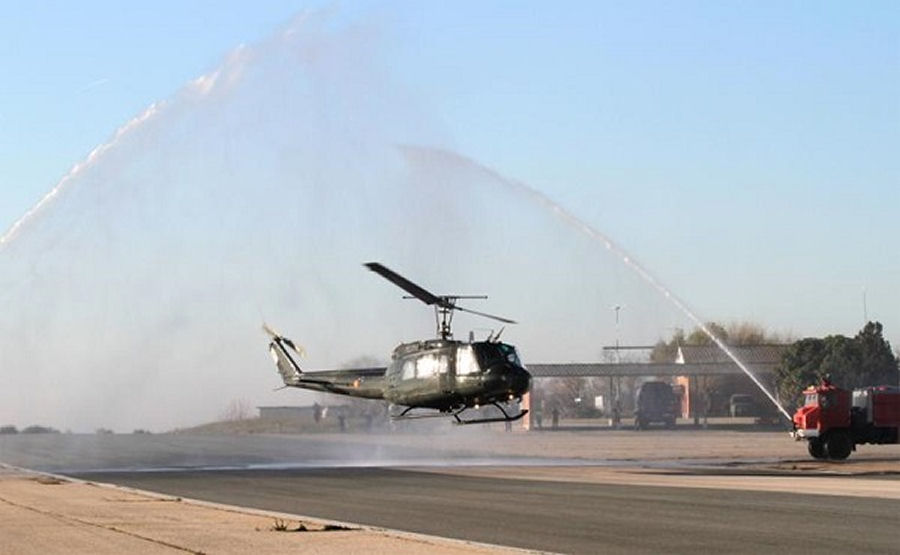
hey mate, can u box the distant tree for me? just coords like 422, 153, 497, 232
0, 425, 18, 435
724, 322, 772, 345
21, 425, 59, 434
650, 328, 686, 363
776, 338, 828, 410
651, 321, 782, 362
685, 322, 729, 346
855, 322, 899, 385
775, 322, 899, 410
221, 398, 254, 421
536, 376, 590, 417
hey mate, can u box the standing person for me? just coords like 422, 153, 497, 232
703, 390, 713, 429
313, 402, 322, 423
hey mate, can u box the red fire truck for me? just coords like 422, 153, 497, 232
792, 380, 900, 460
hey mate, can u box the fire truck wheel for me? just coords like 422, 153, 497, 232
824, 432, 852, 460
807, 439, 826, 459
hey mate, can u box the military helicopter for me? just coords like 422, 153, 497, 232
264, 262, 531, 424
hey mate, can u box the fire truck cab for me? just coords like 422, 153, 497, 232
793, 379, 900, 460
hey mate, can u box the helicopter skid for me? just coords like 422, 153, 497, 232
453, 410, 529, 426
453, 403, 528, 426
389, 407, 453, 421
389, 403, 528, 425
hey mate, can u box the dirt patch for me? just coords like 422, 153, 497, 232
737, 459, 900, 476
270, 518, 353, 532
30, 476, 67, 485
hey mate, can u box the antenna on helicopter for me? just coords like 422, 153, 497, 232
364, 262, 516, 340
489, 326, 506, 343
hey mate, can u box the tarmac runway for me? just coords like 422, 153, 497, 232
4, 431, 900, 553
72, 466, 900, 554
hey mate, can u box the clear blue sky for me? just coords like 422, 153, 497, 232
2, 1, 899, 345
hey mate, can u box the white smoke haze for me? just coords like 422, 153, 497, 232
0, 13, 690, 432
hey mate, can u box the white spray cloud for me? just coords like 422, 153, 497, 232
0, 102, 163, 251
1, 28, 257, 253
0, 12, 688, 433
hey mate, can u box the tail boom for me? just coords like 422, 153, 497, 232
263, 324, 387, 399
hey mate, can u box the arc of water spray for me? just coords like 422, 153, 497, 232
526, 188, 791, 420
0, 30, 261, 253
528, 183, 792, 421
0, 103, 164, 251
409, 147, 792, 422
0, 13, 316, 253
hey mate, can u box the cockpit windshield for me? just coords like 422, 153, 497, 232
473, 343, 522, 369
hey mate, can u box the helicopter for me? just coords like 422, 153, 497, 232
263, 262, 531, 425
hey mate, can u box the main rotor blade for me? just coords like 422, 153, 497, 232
364, 262, 446, 307
456, 305, 517, 324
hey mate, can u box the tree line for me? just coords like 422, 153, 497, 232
653, 321, 899, 411
775, 321, 898, 408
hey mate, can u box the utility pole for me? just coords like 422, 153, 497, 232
611, 305, 624, 428
862, 287, 868, 325
613, 305, 622, 362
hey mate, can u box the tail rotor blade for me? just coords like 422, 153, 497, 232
262, 323, 304, 355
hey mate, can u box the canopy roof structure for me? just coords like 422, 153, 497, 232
529, 344, 788, 378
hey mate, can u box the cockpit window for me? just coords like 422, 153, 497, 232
500, 344, 521, 366
473, 343, 521, 369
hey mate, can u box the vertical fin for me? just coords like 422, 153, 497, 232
263, 324, 303, 386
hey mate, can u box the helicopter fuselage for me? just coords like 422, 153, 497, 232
383, 339, 531, 410
266, 331, 531, 413
264, 262, 531, 424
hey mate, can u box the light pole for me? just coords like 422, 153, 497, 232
612, 304, 623, 362
611, 304, 624, 428
862, 287, 868, 325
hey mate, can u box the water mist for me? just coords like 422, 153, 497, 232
0, 13, 789, 435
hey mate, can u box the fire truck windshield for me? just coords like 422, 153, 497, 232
804, 393, 818, 406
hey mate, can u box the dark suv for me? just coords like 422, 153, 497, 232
729, 394, 757, 417
634, 381, 678, 430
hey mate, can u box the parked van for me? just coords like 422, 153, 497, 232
634, 381, 678, 430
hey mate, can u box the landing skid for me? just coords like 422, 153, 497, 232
389, 402, 528, 425
389, 406, 451, 421
453, 402, 528, 426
